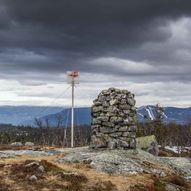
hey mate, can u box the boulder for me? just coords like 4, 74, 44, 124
25, 142, 34, 146
29, 175, 38, 181
10, 142, 22, 146
136, 135, 159, 156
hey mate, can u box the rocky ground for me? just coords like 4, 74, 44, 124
0, 145, 191, 191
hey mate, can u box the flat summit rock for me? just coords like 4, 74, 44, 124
57, 147, 191, 178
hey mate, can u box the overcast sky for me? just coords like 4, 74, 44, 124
0, 0, 191, 107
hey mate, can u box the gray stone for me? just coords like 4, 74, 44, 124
98, 96, 106, 102
120, 99, 127, 104
29, 175, 38, 181
110, 116, 123, 123
92, 106, 103, 113
92, 118, 101, 125
102, 121, 115, 127
101, 90, 110, 95
122, 132, 130, 137
37, 165, 45, 173
106, 96, 111, 101
97, 116, 109, 122
128, 117, 134, 123
94, 101, 102, 106
127, 93, 134, 98
118, 112, 125, 117
129, 138, 136, 148
100, 127, 115, 134
121, 90, 129, 94
108, 140, 117, 149
109, 132, 122, 138
106, 106, 118, 113
91, 129, 99, 136
120, 137, 133, 142
109, 99, 119, 105
118, 140, 129, 148
108, 87, 116, 92
159, 171, 167, 177
123, 110, 130, 114
147, 141, 159, 156
130, 134, 136, 139
185, 176, 191, 181
119, 104, 130, 110
102, 101, 109, 107
124, 117, 129, 122
10, 142, 23, 146
127, 98, 135, 106
130, 106, 136, 111
129, 125, 136, 132
91, 125, 100, 130
114, 89, 121, 93
115, 95, 122, 100
115, 124, 122, 128
25, 142, 34, 146
92, 112, 100, 117
133, 116, 137, 122
25, 161, 39, 168
105, 112, 115, 117
118, 126, 128, 132
165, 183, 182, 191
93, 98, 98, 103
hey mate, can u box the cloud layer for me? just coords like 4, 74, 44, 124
0, 0, 191, 107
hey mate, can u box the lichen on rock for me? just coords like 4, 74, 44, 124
136, 135, 159, 156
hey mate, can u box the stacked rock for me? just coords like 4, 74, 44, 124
90, 88, 137, 149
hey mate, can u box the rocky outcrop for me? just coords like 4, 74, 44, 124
57, 147, 191, 178
0, 149, 61, 158
90, 88, 137, 149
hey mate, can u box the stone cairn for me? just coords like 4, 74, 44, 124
90, 88, 137, 149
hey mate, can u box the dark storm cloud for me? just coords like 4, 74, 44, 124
0, 0, 191, 82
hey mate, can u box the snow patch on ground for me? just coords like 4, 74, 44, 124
164, 146, 191, 154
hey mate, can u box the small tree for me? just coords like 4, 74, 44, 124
153, 104, 167, 147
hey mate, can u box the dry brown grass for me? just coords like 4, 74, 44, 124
0, 151, 190, 191
0, 155, 154, 191
158, 149, 179, 157
158, 148, 191, 158
142, 160, 172, 173
162, 174, 190, 189
0, 144, 36, 151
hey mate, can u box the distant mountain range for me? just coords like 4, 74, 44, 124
0, 106, 190, 127
0, 106, 63, 126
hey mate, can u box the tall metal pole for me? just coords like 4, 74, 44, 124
71, 80, 74, 148
67, 71, 79, 148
